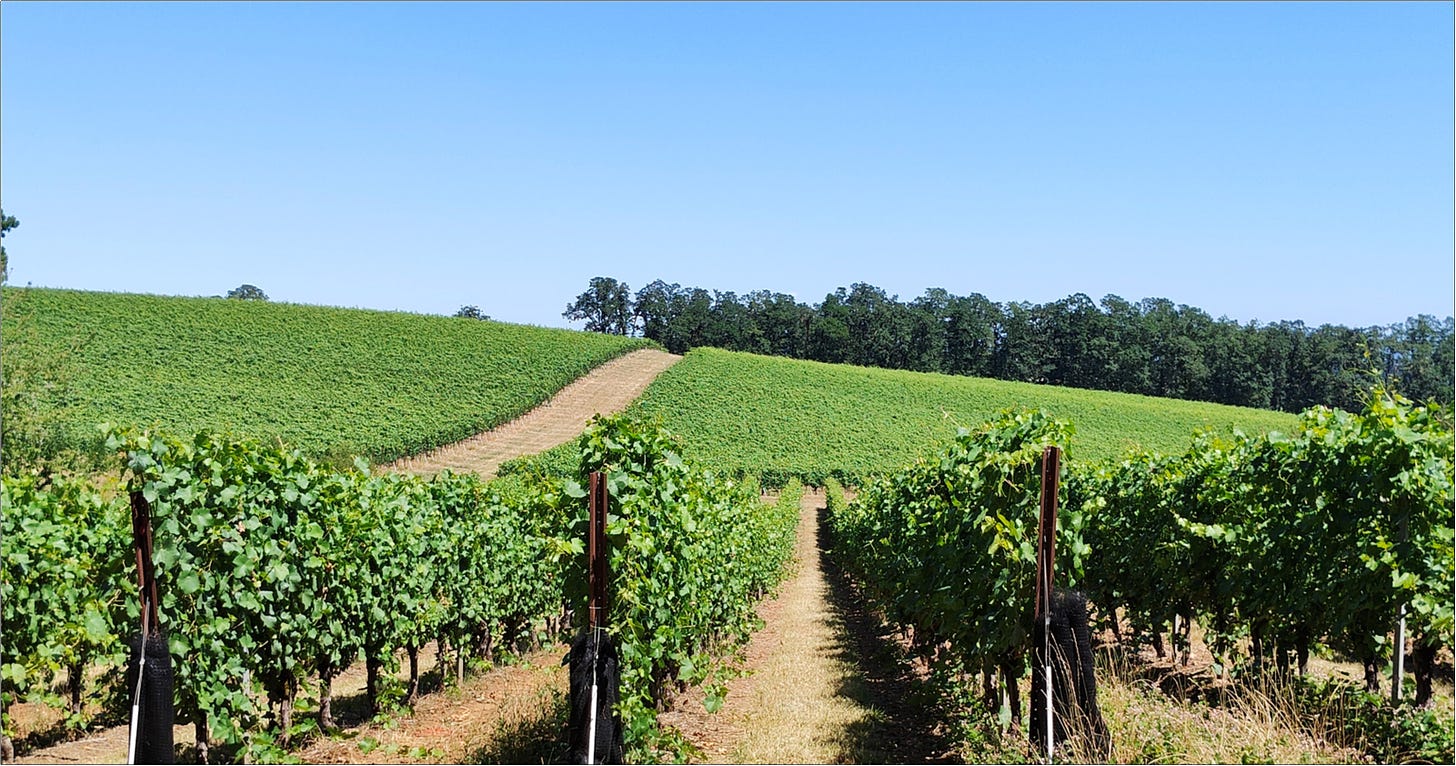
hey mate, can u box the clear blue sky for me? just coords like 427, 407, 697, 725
3, 1, 1451, 330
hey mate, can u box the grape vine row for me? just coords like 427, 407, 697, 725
1073, 386, 1453, 697
3, 416, 798, 761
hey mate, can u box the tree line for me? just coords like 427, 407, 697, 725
564, 276, 1454, 414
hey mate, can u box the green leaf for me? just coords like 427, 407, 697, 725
81, 609, 110, 644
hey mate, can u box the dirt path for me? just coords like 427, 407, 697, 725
12, 643, 569, 765
660, 489, 958, 764
11, 642, 465, 765
290, 646, 569, 764
388, 348, 680, 479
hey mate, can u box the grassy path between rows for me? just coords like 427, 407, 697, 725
661, 489, 959, 763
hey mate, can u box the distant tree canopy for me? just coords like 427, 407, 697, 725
454, 305, 489, 320
563, 276, 633, 335
226, 284, 269, 301
565, 276, 1455, 414
1, 209, 18, 282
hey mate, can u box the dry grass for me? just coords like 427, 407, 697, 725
13, 644, 569, 765
722, 496, 883, 765
661, 490, 883, 763
1037, 611, 1454, 764
291, 646, 569, 764
1038, 643, 1455, 764
465, 685, 572, 764
1062, 655, 1361, 765
661, 490, 958, 764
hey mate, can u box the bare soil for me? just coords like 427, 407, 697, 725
290, 646, 569, 765
9, 643, 579, 765
388, 349, 680, 478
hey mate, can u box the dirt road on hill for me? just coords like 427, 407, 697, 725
389, 348, 680, 478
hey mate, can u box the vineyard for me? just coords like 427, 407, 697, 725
825, 389, 1454, 761
565, 416, 799, 752
4, 431, 559, 762
2, 416, 797, 763
3, 325, 1452, 763
622, 348, 1298, 485
1071, 387, 1454, 701
0, 287, 651, 465
827, 411, 1088, 708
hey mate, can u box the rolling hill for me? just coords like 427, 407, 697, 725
629, 348, 1298, 483
0, 287, 652, 464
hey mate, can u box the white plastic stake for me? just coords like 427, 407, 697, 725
1045, 613, 1053, 762
587, 680, 598, 764
587, 627, 600, 765
127, 600, 149, 765
127, 647, 145, 764
1392, 604, 1407, 704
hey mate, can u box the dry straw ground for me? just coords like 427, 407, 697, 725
659, 489, 959, 764
11, 641, 568, 765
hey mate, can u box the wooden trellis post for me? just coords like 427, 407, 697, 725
585, 471, 610, 765
588, 471, 609, 630
128, 491, 173, 765
1035, 446, 1061, 761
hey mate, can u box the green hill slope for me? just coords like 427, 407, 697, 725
626, 348, 1298, 483
1, 288, 651, 464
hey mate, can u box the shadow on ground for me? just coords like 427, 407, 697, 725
467, 688, 571, 765
816, 505, 961, 764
